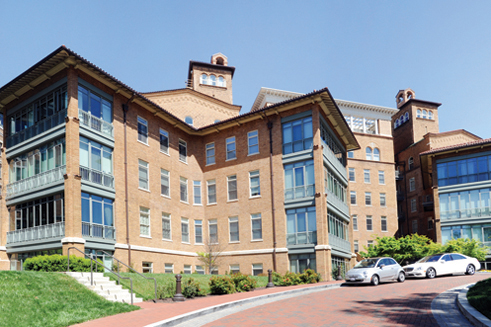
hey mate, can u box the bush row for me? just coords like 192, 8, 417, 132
24, 254, 103, 272
272, 269, 321, 286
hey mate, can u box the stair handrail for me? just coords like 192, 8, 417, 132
66, 247, 134, 305
99, 249, 157, 303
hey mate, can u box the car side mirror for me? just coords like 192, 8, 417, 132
379, 264, 385, 269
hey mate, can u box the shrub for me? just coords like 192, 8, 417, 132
230, 272, 257, 292
300, 269, 321, 284
24, 255, 103, 272
209, 276, 236, 295
273, 270, 320, 286
182, 278, 207, 298
157, 281, 176, 299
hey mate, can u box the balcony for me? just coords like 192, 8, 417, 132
6, 222, 65, 244
285, 184, 315, 201
422, 201, 434, 212
6, 109, 67, 148
287, 231, 317, 246
328, 234, 351, 254
326, 188, 349, 217
440, 207, 491, 220
322, 141, 347, 177
6, 165, 66, 199
79, 109, 114, 138
82, 222, 115, 240
80, 166, 114, 189
395, 171, 403, 181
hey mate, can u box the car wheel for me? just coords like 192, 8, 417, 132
397, 272, 405, 283
371, 275, 380, 286
426, 268, 436, 279
466, 264, 476, 275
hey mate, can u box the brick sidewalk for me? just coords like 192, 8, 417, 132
71, 280, 344, 327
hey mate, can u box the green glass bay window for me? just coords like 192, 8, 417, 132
81, 192, 115, 240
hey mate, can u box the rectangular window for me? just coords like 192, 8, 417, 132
209, 219, 218, 243
380, 193, 386, 207
364, 169, 370, 183
180, 177, 188, 203
352, 215, 358, 231
249, 170, 261, 197
227, 175, 237, 201
137, 117, 148, 144
179, 139, 187, 163
140, 207, 150, 237
282, 116, 313, 154
412, 220, 418, 234
248, 130, 259, 155
162, 213, 171, 241
367, 240, 374, 248
350, 191, 356, 205
161, 169, 170, 197
142, 262, 153, 273
160, 129, 169, 154
378, 171, 385, 184
409, 177, 415, 192
181, 218, 189, 243
184, 265, 192, 274
251, 213, 262, 240
348, 151, 354, 158
381, 216, 387, 232
193, 181, 202, 205
195, 265, 205, 275
428, 218, 434, 230
365, 192, 372, 206
164, 263, 173, 274
252, 263, 263, 276
229, 216, 239, 242
226, 136, 236, 160
284, 160, 315, 200
411, 198, 417, 212
349, 168, 355, 182
354, 240, 359, 253
230, 264, 240, 274
138, 159, 149, 190
195, 220, 203, 244
207, 179, 216, 204
206, 143, 215, 165
287, 206, 317, 245
366, 216, 373, 231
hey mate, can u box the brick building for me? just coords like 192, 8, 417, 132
0, 47, 359, 279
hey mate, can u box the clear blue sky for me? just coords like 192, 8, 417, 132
1, 1, 490, 138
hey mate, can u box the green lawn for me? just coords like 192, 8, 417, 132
106, 272, 269, 300
467, 278, 491, 320
0, 271, 139, 327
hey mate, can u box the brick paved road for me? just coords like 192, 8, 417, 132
204, 274, 490, 327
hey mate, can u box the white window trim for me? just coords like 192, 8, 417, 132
140, 207, 151, 238
162, 212, 172, 241
251, 213, 263, 241
226, 136, 236, 161
161, 169, 170, 199
227, 175, 238, 202
181, 217, 190, 244
179, 139, 187, 164
381, 216, 388, 232
193, 180, 202, 206
352, 215, 358, 231
247, 130, 259, 156
208, 219, 218, 244
365, 192, 372, 206
349, 168, 355, 183
194, 219, 203, 244
164, 263, 174, 274
366, 216, 373, 231
249, 170, 261, 198
205, 142, 215, 166
138, 159, 149, 191
350, 191, 357, 206
137, 116, 149, 146
229, 216, 239, 243
380, 193, 386, 207
409, 177, 416, 192
180, 177, 189, 204
207, 179, 217, 205
364, 169, 370, 184
159, 128, 170, 156
378, 171, 385, 185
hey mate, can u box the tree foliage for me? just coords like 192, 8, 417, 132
359, 235, 488, 264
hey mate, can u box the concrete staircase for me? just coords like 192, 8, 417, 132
66, 272, 144, 304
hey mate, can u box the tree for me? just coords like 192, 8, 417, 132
196, 237, 225, 274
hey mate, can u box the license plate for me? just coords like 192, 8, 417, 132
350, 278, 355, 281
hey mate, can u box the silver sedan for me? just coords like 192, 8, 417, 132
345, 257, 406, 286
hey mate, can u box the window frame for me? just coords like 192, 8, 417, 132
139, 206, 150, 237
181, 217, 190, 244
249, 170, 261, 198
179, 139, 187, 163
411, 198, 417, 212
227, 175, 238, 201
364, 169, 370, 183
251, 213, 262, 241
348, 168, 355, 182
137, 116, 148, 145
381, 216, 388, 232
206, 142, 215, 166
164, 263, 174, 274
162, 212, 171, 241
409, 177, 416, 192
161, 169, 170, 198
209, 219, 218, 244
380, 193, 386, 207
207, 179, 217, 205
365, 147, 372, 160
193, 180, 202, 205
248, 130, 259, 155
180, 177, 188, 203
365, 192, 372, 206
350, 191, 357, 205
159, 128, 169, 155
352, 215, 358, 231
366, 215, 373, 231
138, 159, 149, 191
194, 219, 203, 244
378, 170, 385, 185
142, 262, 153, 274
229, 216, 239, 243
226, 136, 236, 161
252, 263, 263, 276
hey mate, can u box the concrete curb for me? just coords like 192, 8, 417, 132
144, 282, 342, 327
457, 283, 491, 327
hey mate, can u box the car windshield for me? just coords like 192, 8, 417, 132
417, 254, 443, 263
354, 258, 378, 269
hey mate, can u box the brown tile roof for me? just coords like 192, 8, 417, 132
420, 137, 491, 156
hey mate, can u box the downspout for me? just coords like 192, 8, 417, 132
122, 94, 135, 266
267, 121, 277, 272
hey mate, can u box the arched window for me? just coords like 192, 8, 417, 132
209, 75, 216, 86
428, 111, 433, 120
200, 74, 208, 85
394, 119, 399, 129
422, 110, 428, 119
185, 116, 193, 126
417, 109, 421, 118
408, 157, 414, 170
366, 147, 372, 160
217, 76, 226, 87
216, 57, 224, 65
401, 115, 405, 123
373, 148, 380, 161
405, 112, 409, 121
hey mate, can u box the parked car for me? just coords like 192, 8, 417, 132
345, 257, 405, 286
402, 253, 481, 279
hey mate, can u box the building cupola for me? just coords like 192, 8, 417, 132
395, 88, 415, 109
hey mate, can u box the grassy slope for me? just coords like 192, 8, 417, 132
107, 273, 269, 300
0, 271, 139, 327
467, 277, 491, 320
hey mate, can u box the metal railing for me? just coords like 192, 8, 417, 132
81, 222, 115, 240
285, 184, 315, 201
7, 222, 65, 244
287, 231, 317, 246
6, 165, 66, 198
99, 250, 157, 303
67, 247, 135, 305
440, 207, 491, 220
80, 166, 114, 189
79, 109, 114, 138
322, 140, 347, 174
329, 234, 351, 254
325, 188, 349, 216
6, 109, 67, 148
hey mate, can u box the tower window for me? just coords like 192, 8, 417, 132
217, 76, 226, 87
366, 147, 372, 160
216, 57, 224, 65
417, 109, 421, 118
200, 74, 208, 85
209, 75, 216, 86
408, 157, 414, 170
405, 112, 409, 121
422, 110, 428, 119
428, 111, 434, 120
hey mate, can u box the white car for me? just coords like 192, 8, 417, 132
403, 253, 481, 279
345, 257, 405, 286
